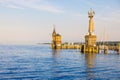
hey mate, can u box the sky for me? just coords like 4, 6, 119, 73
0, 0, 120, 44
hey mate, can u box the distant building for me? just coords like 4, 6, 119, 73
51, 26, 62, 49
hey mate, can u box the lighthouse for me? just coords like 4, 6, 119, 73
81, 9, 98, 53
85, 9, 97, 47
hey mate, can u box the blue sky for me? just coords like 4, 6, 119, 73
0, 0, 120, 44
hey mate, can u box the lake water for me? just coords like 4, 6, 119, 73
0, 45, 120, 80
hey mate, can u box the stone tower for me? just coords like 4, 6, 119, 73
81, 9, 98, 53
85, 9, 97, 47
51, 25, 62, 49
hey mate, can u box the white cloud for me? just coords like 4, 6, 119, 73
0, 0, 64, 13
5, 4, 24, 9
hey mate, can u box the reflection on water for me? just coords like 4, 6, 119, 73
52, 50, 97, 79
51, 50, 59, 79
52, 49, 61, 58
85, 53, 96, 68
85, 53, 96, 80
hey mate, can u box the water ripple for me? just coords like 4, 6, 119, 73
0, 45, 120, 80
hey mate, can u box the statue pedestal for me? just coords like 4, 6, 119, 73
81, 34, 98, 53
85, 34, 97, 47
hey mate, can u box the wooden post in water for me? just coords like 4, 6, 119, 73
104, 46, 108, 54
117, 43, 120, 54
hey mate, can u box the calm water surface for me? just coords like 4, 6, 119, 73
0, 45, 120, 80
